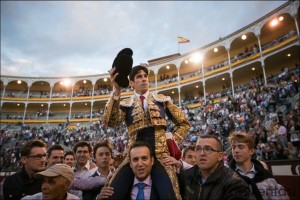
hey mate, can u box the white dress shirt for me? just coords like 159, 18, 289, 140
135, 91, 149, 110
235, 163, 256, 179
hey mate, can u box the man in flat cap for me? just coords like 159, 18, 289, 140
22, 164, 79, 200
103, 64, 190, 199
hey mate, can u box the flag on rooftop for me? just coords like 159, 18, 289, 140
178, 36, 190, 43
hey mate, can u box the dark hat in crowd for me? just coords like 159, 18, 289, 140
112, 48, 133, 88
35, 164, 74, 182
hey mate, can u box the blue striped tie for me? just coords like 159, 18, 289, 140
136, 182, 146, 200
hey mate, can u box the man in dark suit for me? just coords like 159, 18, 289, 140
97, 142, 159, 200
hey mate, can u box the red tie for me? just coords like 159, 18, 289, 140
140, 95, 145, 110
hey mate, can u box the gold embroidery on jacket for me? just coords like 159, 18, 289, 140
104, 92, 190, 200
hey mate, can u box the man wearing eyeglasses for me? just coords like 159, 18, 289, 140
178, 135, 251, 200
3, 139, 47, 200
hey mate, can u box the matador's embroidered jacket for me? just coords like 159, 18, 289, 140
103, 92, 190, 158
103, 92, 190, 200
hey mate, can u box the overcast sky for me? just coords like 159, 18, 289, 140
1, 1, 286, 77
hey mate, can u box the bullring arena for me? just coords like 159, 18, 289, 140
1, 1, 300, 199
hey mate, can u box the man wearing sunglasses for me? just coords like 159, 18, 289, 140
178, 135, 251, 200
3, 139, 47, 200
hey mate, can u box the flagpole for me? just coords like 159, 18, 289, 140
177, 36, 179, 53
178, 36, 190, 54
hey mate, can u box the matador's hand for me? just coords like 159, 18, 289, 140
109, 67, 121, 95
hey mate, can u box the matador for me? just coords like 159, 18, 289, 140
103, 65, 190, 199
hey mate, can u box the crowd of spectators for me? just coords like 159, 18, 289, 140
159, 73, 178, 84
1, 64, 299, 174
73, 89, 93, 97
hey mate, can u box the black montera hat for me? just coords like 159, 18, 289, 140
112, 48, 133, 88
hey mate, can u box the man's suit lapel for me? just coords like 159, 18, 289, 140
150, 181, 159, 200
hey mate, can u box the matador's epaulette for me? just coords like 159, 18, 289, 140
120, 97, 134, 107
152, 93, 172, 103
